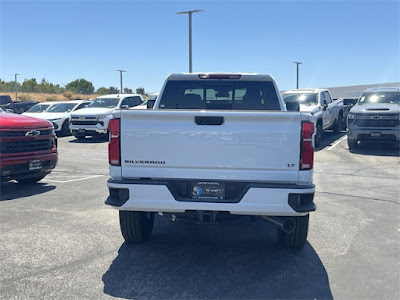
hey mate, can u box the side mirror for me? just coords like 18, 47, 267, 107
286, 102, 300, 111
121, 104, 129, 109
323, 100, 328, 110
147, 99, 156, 109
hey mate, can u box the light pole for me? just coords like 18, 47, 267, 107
116, 70, 126, 93
293, 62, 302, 89
15, 73, 19, 101
177, 9, 204, 73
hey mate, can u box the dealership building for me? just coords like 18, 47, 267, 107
323, 82, 400, 99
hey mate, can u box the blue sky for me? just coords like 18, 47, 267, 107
1, 0, 399, 93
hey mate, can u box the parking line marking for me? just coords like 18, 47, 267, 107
327, 135, 347, 151
45, 174, 105, 183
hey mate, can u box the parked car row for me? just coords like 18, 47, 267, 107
23, 100, 92, 135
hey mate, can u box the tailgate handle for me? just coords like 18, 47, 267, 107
195, 116, 224, 125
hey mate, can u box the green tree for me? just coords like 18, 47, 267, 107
65, 78, 94, 94
20, 78, 38, 93
136, 87, 145, 95
96, 86, 120, 95
0, 79, 17, 92
124, 87, 133, 93
109, 86, 120, 94
96, 87, 108, 95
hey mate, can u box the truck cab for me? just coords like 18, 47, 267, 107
0, 94, 38, 114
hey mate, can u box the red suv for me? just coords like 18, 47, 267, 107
0, 108, 58, 184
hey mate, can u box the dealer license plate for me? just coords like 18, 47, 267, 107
29, 160, 42, 171
192, 181, 225, 200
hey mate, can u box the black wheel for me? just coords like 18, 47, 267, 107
17, 175, 46, 184
74, 134, 85, 140
61, 120, 70, 136
105, 131, 110, 141
348, 139, 358, 150
277, 215, 309, 250
119, 211, 155, 243
333, 113, 343, 133
315, 123, 323, 147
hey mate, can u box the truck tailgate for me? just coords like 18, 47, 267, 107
120, 110, 302, 183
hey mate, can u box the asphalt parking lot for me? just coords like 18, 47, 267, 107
1, 132, 399, 299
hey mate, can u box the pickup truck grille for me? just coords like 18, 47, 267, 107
354, 114, 399, 128
0, 129, 53, 137
0, 139, 55, 154
71, 120, 98, 125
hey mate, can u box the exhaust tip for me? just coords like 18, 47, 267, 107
282, 218, 296, 233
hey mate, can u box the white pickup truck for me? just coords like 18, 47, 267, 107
70, 94, 143, 139
282, 89, 344, 146
106, 73, 317, 250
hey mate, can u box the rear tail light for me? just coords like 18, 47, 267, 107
108, 118, 120, 166
300, 121, 314, 170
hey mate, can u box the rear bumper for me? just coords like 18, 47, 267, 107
0, 152, 58, 181
106, 179, 316, 216
347, 126, 400, 141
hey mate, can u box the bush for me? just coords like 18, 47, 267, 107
45, 95, 59, 102
65, 78, 94, 94
63, 92, 74, 100
18, 94, 32, 101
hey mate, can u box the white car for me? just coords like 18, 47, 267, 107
70, 94, 144, 139
22, 101, 62, 117
31, 100, 92, 135
132, 93, 159, 110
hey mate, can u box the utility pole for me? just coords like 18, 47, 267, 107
116, 70, 126, 93
177, 9, 204, 73
293, 62, 302, 89
15, 73, 19, 101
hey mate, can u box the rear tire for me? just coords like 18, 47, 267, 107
17, 175, 46, 184
315, 123, 323, 147
348, 139, 358, 150
333, 113, 343, 133
119, 211, 155, 243
277, 215, 309, 250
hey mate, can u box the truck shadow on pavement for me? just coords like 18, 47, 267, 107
350, 141, 400, 157
68, 136, 108, 144
0, 181, 56, 201
315, 131, 346, 151
102, 217, 332, 299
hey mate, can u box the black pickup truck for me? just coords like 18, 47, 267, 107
0, 95, 38, 114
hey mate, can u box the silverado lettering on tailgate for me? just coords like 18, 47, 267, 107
125, 160, 166, 165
